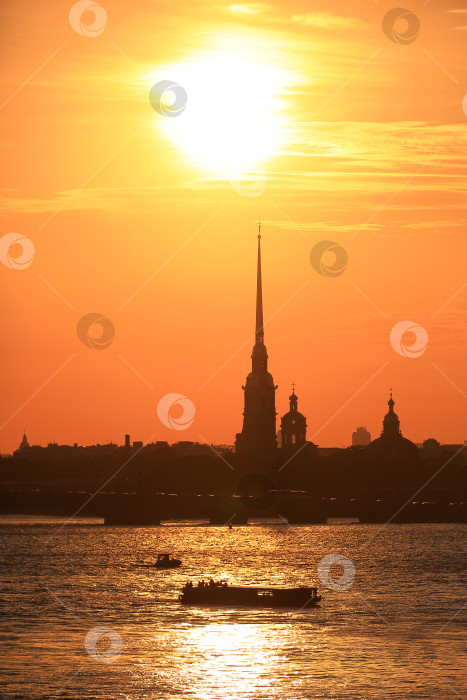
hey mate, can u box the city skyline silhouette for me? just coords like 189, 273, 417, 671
3, 228, 464, 456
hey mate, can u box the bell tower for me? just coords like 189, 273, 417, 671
280, 384, 307, 449
235, 225, 277, 456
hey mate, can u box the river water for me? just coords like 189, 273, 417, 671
1, 518, 466, 699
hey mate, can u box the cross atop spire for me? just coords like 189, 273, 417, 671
258, 219, 261, 239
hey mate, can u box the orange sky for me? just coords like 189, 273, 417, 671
1, 0, 466, 452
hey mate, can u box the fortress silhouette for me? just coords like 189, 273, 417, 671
234, 225, 420, 465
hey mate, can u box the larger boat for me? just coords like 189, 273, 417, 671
179, 581, 321, 608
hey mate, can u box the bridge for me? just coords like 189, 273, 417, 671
2, 489, 465, 525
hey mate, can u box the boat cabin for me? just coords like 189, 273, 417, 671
157, 553, 171, 562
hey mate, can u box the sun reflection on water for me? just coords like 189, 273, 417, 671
170, 622, 279, 699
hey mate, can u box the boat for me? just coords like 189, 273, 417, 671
179, 581, 321, 608
155, 553, 182, 569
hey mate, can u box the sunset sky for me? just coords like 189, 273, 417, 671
1, 0, 466, 452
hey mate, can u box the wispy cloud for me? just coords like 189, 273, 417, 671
227, 3, 269, 15
0, 190, 121, 215
291, 13, 365, 29
264, 217, 466, 237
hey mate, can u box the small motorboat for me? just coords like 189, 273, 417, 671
179, 580, 321, 608
155, 553, 182, 569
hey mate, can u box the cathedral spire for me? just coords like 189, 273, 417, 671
235, 225, 277, 456
255, 221, 264, 344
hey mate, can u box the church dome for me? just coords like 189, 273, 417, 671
367, 392, 419, 462
281, 409, 306, 426
423, 438, 440, 450
282, 389, 305, 423
367, 434, 419, 461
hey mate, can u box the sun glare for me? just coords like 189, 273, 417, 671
148, 48, 291, 178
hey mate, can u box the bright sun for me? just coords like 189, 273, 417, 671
148, 49, 290, 178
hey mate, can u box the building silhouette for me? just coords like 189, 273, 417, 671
367, 392, 419, 462
280, 386, 307, 449
18, 432, 30, 451
352, 426, 371, 446
422, 438, 440, 455
235, 228, 278, 456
